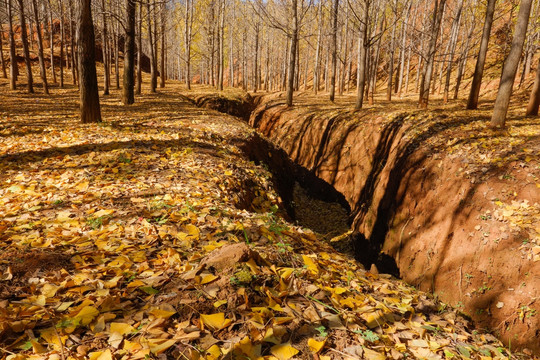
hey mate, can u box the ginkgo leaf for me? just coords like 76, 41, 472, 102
302, 255, 319, 275
74, 306, 99, 326
149, 308, 176, 319
200, 313, 232, 330
150, 339, 177, 354
270, 343, 299, 360
110, 322, 134, 335
307, 338, 325, 353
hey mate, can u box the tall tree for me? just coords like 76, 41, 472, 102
147, 0, 157, 92
31, 0, 49, 94
466, 0, 496, 109
0, 27, 6, 78
526, 57, 540, 116
418, 0, 446, 108
47, 0, 56, 84
78, 0, 102, 123
184, 0, 194, 89
7, 0, 17, 90
18, 0, 34, 93
490, 0, 533, 128
123, 0, 136, 104
102, 0, 110, 95
329, 0, 339, 101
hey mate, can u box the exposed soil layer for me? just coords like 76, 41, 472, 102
248, 95, 540, 353
192, 91, 540, 353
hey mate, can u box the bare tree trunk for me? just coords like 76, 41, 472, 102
329, 0, 339, 101
217, 0, 225, 90
526, 57, 540, 116
339, 1, 349, 95
0, 27, 7, 78
101, 0, 110, 95
387, 4, 397, 101
78, 0, 101, 123
47, 0, 56, 84
59, 0, 64, 87
454, 12, 475, 100
123, 0, 136, 104
467, 0, 496, 109
136, 1, 142, 94
286, 0, 298, 106
147, 0, 157, 92
160, 3, 166, 88
398, 1, 412, 98
31, 0, 49, 94
355, 0, 369, 110
491, 0, 533, 128
418, 0, 446, 108
229, 0, 234, 87
114, 24, 120, 89
443, 0, 463, 103
7, 0, 18, 89
313, 0, 323, 95
18, 0, 34, 93
184, 0, 193, 89
68, 0, 77, 85
253, 21, 259, 92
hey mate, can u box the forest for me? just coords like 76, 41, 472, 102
0, 0, 539, 358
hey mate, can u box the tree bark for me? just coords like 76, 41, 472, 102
136, 2, 142, 94
217, 0, 225, 90
18, 0, 34, 93
7, 0, 17, 89
467, 0, 496, 109
123, 0, 136, 105
78, 0, 102, 123
59, 0, 64, 87
418, 0, 446, 108
68, 0, 77, 85
47, 0, 56, 84
490, 0, 533, 128
355, 0, 369, 109
160, 2, 166, 88
101, 0, 110, 95
526, 57, 540, 116
286, 0, 298, 106
443, 0, 463, 103
313, 0, 323, 94
31, 0, 49, 94
0, 27, 7, 78
184, 0, 193, 89
147, 0, 157, 92
329, 0, 339, 101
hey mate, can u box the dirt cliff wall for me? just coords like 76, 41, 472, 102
249, 99, 540, 353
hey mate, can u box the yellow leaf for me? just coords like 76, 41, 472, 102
200, 273, 219, 285
94, 209, 114, 217
150, 339, 177, 354
30, 340, 46, 354
41, 284, 60, 298
185, 224, 200, 240
200, 313, 232, 330
270, 343, 299, 360
213, 300, 227, 308
149, 308, 176, 319
110, 322, 134, 335
307, 338, 325, 353
302, 255, 319, 275
74, 306, 100, 326
206, 344, 222, 360
76, 181, 89, 191
94, 349, 113, 360
363, 348, 386, 360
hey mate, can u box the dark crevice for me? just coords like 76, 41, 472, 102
189, 92, 401, 277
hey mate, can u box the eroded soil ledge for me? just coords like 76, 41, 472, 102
194, 91, 540, 353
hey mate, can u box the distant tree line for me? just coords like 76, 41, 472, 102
0, 0, 539, 126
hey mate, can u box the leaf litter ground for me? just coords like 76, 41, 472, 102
0, 84, 532, 359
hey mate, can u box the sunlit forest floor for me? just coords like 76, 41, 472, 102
0, 72, 538, 359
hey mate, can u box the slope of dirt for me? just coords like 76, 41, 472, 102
247, 93, 540, 354
0, 80, 530, 359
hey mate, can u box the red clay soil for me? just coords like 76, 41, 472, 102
249, 94, 540, 353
